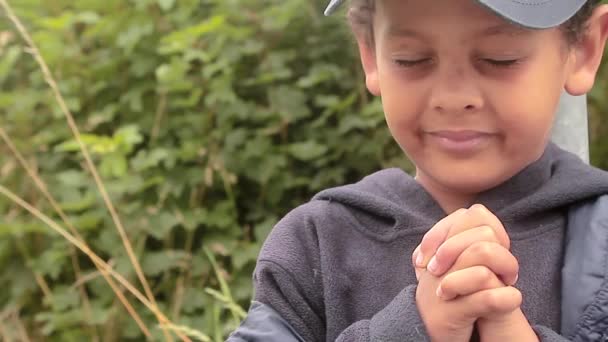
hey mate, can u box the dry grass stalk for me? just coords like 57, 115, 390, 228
70, 259, 115, 289
171, 210, 195, 322
0, 127, 152, 338
0, 319, 12, 342
0, 0, 174, 340
33, 274, 53, 304
11, 313, 32, 342
0, 184, 192, 342
0, 128, 100, 341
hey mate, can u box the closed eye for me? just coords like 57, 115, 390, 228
483, 58, 520, 68
394, 58, 432, 68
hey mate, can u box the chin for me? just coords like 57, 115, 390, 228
435, 170, 509, 195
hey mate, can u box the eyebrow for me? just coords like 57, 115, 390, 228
480, 24, 528, 37
386, 23, 528, 40
386, 27, 428, 39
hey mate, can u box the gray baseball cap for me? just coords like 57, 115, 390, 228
324, 0, 588, 29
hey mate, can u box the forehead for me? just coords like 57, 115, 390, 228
385, 23, 528, 41
374, 0, 531, 40
375, 0, 497, 20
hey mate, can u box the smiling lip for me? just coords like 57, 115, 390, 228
426, 130, 494, 155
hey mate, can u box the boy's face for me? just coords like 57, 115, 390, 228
357, 0, 603, 207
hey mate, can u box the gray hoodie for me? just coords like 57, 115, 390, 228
246, 143, 608, 341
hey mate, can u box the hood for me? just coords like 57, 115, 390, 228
313, 143, 608, 237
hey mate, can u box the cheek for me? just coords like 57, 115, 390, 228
381, 89, 424, 150
487, 44, 568, 132
491, 75, 562, 156
378, 66, 427, 141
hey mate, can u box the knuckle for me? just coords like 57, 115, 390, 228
435, 247, 450, 265
512, 288, 523, 307
482, 290, 503, 311
470, 205, 505, 231
454, 208, 468, 216
479, 225, 497, 241
421, 228, 440, 246
435, 245, 458, 267
419, 234, 433, 252
477, 266, 494, 284
470, 204, 489, 216
471, 241, 495, 259
440, 277, 454, 293
483, 287, 522, 312
434, 244, 449, 261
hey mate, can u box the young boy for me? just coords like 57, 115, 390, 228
229, 0, 608, 341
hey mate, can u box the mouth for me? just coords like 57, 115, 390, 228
425, 130, 495, 155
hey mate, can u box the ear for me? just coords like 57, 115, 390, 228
355, 34, 381, 96
565, 4, 608, 95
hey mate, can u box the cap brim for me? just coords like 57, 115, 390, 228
324, 0, 587, 28
478, 0, 587, 29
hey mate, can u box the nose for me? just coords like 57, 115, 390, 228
429, 65, 484, 114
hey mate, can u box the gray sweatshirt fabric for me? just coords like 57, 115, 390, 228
252, 143, 608, 341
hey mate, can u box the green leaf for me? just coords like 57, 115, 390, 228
100, 153, 128, 178
0, 46, 22, 86
159, 15, 226, 54
75, 11, 100, 24
142, 250, 189, 276
157, 0, 175, 11
254, 217, 277, 242
58, 191, 96, 212
268, 85, 310, 122
287, 141, 328, 161
181, 287, 208, 313
0, 221, 50, 237
205, 201, 235, 231
71, 211, 104, 231
55, 170, 90, 188
146, 211, 179, 240
114, 124, 143, 153
55, 134, 116, 154
132, 148, 171, 171
231, 243, 261, 270
31, 246, 69, 280
49, 286, 80, 311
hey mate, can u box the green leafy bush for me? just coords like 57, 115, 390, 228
0, 0, 606, 340
0, 0, 406, 340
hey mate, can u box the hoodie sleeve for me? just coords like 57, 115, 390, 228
253, 259, 431, 342
532, 326, 570, 341
243, 203, 431, 342
336, 285, 430, 341
249, 204, 327, 341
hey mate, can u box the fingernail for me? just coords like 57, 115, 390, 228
513, 273, 519, 285
436, 285, 443, 299
416, 252, 424, 267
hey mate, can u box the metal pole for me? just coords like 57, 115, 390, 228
551, 92, 589, 163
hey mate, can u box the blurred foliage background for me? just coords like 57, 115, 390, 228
0, 0, 606, 340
